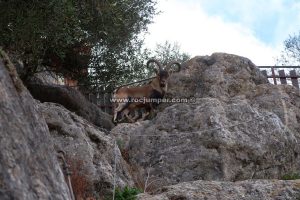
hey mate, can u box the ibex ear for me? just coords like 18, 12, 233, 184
154, 68, 159, 75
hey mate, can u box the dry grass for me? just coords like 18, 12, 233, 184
127, 163, 163, 194
118, 140, 163, 194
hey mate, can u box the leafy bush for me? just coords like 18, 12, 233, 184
115, 186, 142, 200
281, 172, 300, 180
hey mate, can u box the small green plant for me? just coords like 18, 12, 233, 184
115, 186, 142, 200
116, 139, 125, 150
281, 172, 300, 180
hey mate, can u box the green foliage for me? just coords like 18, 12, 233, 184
116, 138, 125, 150
114, 41, 191, 86
152, 41, 191, 66
0, 0, 157, 83
277, 32, 300, 66
88, 40, 190, 92
88, 41, 153, 92
0, 1, 191, 93
0, 0, 85, 79
281, 172, 300, 180
86, 0, 159, 91
115, 186, 142, 200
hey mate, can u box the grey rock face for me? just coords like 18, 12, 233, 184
112, 53, 300, 187
38, 102, 134, 198
138, 179, 300, 200
167, 53, 268, 101
0, 51, 71, 199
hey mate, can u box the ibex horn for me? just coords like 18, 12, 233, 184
147, 59, 163, 71
166, 61, 181, 72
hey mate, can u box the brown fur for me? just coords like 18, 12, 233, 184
113, 75, 166, 122
113, 59, 181, 123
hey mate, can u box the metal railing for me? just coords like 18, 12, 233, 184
258, 66, 300, 88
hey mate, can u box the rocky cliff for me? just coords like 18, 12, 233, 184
1, 51, 300, 200
38, 102, 133, 198
112, 53, 300, 198
0, 51, 71, 199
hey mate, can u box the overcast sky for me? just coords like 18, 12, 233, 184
144, 0, 300, 65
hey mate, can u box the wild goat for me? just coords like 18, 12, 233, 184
112, 59, 181, 123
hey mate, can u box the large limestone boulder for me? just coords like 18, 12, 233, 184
138, 179, 300, 200
38, 102, 134, 198
0, 51, 71, 199
112, 53, 300, 187
166, 53, 268, 101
